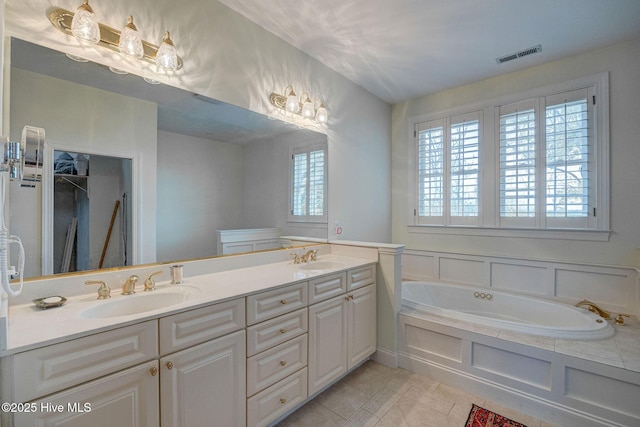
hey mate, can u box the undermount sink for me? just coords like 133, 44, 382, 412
298, 261, 346, 271
81, 287, 199, 318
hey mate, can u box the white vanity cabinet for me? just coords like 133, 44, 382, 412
308, 265, 376, 396
6, 298, 246, 427
246, 282, 309, 427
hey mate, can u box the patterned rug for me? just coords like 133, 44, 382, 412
465, 404, 527, 427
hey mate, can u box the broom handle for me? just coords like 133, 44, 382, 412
99, 200, 120, 269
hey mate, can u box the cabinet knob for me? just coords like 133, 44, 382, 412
166, 361, 174, 370
280, 299, 288, 305
150, 367, 158, 376
279, 328, 287, 334
279, 398, 287, 404
280, 360, 287, 366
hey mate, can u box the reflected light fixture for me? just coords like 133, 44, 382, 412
48, 3, 183, 76
270, 86, 329, 125
70, 0, 100, 44
156, 31, 179, 71
118, 16, 144, 58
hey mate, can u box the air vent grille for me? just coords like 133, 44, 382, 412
496, 44, 542, 64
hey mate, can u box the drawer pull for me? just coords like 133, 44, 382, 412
150, 367, 158, 376
280, 360, 287, 366
280, 299, 288, 305
166, 361, 174, 370
280, 398, 287, 404
279, 328, 287, 334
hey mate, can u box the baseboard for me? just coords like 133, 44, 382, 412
371, 347, 397, 368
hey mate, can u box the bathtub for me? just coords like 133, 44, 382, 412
401, 281, 615, 340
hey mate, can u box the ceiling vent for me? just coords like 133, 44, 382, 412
496, 44, 542, 64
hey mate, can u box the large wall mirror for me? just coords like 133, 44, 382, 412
6, 38, 329, 279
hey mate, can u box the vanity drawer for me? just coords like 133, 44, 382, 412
159, 298, 245, 355
309, 272, 347, 304
347, 264, 376, 291
247, 308, 307, 357
247, 334, 307, 396
13, 320, 158, 402
247, 367, 308, 427
246, 282, 308, 325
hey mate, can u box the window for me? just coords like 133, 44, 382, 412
411, 73, 608, 238
289, 144, 327, 223
416, 112, 481, 226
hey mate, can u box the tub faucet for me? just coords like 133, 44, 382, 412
575, 299, 611, 319
121, 275, 140, 295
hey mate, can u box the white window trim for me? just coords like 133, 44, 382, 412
407, 72, 610, 241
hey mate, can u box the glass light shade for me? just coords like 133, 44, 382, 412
118, 16, 144, 58
70, 1, 100, 44
315, 104, 328, 124
286, 89, 299, 113
301, 96, 315, 118
156, 31, 178, 71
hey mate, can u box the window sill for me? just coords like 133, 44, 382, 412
407, 225, 610, 242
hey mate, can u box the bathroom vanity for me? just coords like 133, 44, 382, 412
0, 253, 377, 427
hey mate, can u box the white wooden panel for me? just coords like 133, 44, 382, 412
403, 324, 462, 363
402, 252, 436, 280
309, 272, 347, 304
555, 268, 632, 308
161, 330, 246, 427
347, 284, 376, 369
439, 257, 485, 285
247, 308, 307, 357
159, 298, 245, 355
471, 343, 551, 390
308, 295, 348, 395
347, 265, 376, 291
15, 361, 159, 427
247, 282, 308, 325
247, 334, 307, 396
247, 368, 308, 427
490, 262, 549, 295
14, 321, 158, 402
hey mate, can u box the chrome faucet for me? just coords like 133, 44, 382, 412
301, 249, 318, 263
121, 275, 140, 295
575, 299, 611, 319
144, 270, 163, 292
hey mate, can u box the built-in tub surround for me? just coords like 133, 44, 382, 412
402, 281, 616, 340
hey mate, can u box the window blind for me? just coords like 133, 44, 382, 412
545, 95, 589, 218
499, 105, 536, 218
290, 145, 327, 222
417, 124, 444, 217
450, 119, 479, 217
292, 152, 308, 216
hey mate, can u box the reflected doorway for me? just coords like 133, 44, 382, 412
52, 150, 132, 274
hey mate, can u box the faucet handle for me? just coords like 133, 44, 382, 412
615, 314, 630, 325
144, 270, 163, 292
85, 280, 111, 300
290, 252, 302, 264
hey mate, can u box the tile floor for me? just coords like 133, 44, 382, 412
277, 361, 559, 427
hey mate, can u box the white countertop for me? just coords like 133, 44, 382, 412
3, 255, 375, 355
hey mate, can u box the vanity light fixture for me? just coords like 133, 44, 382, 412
48, 4, 183, 74
270, 86, 329, 125
118, 16, 144, 59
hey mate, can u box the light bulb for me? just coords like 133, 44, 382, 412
315, 103, 328, 124
156, 31, 178, 71
118, 16, 144, 58
286, 89, 299, 113
70, 0, 100, 44
301, 95, 315, 119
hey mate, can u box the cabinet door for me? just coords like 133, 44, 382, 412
161, 330, 246, 427
307, 295, 348, 396
14, 361, 159, 427
347, 284, 377, 369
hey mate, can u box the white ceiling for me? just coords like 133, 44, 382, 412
219, 0, 640, 103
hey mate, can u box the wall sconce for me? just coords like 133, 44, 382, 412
270, 86, 329, 124
48, 1, 183, 74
